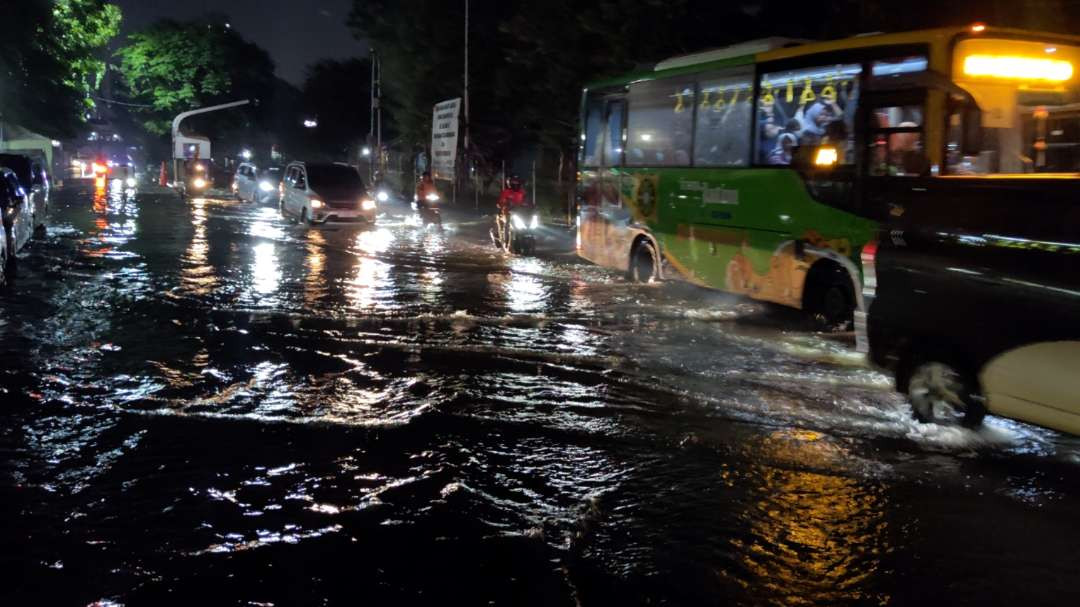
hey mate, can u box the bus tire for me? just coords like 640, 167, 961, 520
805, 261, 853, 331
630, 239, 658, 283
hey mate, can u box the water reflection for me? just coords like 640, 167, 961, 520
251, 242, 279, 295
182, 198, 218, 295
731, 429, 890, 604
505, 257, 549, 313
304, 229, 327, 307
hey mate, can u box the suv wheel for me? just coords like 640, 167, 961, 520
906, 361, 987, 428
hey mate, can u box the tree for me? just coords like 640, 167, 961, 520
0, 0, 121, 138
114, 16, 275, 136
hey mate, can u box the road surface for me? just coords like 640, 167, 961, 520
2, 182, 1079, 605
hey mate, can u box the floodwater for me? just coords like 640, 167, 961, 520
2, 183, 1079, 605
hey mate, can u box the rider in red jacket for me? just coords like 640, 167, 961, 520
495, 175, 528, 245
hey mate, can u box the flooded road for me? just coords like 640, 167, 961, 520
3, 183, 1079, 605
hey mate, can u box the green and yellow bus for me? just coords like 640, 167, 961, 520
576, 25, 1080, 325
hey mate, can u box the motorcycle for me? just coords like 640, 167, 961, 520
180, 161, 211, 200
494, 206, 539, 255
412, 191, 442, 226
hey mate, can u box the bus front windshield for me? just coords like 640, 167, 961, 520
951, 38, 1080, 175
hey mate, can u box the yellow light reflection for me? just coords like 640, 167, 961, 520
727, 429, 890, 604
963, 54, 1074, 82
346, 257, 390, 310
304, 229, 327, 307
182, 197, 218, 295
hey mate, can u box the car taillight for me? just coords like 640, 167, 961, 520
860, 240, 878, 299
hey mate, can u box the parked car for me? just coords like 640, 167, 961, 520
280, 162, 376, 225
0, 167, 34, 280
858, 181, 1080, 435
0, 153, 48, 234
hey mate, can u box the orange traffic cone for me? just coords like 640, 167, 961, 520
159, 161, 168, 186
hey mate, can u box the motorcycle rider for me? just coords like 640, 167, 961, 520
494, 175, 527, 247
415, 171, 438, 204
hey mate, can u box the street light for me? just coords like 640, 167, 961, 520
241, 149, 252, 160
362, 147, 371, 157
303, 119, 318, 128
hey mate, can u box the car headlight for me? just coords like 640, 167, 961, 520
376, 190, 389, 202
259, 181, 274, 192
310, 199, 323, 209
511, 213, 526, 230
192, 177, 207, 189
425, 193, 439, 202
530, 214, 539, 229
125, 177, 137, 188
361, 198, 376, 211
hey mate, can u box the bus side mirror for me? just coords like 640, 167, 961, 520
962, 106, 983, 155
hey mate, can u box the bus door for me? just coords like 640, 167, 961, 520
598, 97, 630, 265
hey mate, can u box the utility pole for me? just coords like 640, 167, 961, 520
465, 0, 473, 209
375, 50, 382, 176
369, 48, 377, 182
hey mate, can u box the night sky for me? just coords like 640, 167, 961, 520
112, 0, 367, 85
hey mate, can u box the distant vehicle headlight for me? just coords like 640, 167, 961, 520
376, 190, 390, 202
310, 199, 324, 209
259, 181, 274, 192
511, 213, 526, 230
361, 198, 377, 211
192, 177, 207, 189
125, 177, 137, 188
425, 193, 439, 202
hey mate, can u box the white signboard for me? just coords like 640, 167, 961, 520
174, 134, 211, 160
431, 98, 461, 180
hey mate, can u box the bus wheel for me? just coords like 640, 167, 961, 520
630, 240, 658, 283
806, 264, 853, 330
905, 361, 986, 428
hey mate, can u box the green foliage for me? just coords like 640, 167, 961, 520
0, 0, 121, 138
114, 17, 275, 135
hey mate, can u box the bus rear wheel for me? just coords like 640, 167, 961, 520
806, 264, 854, 331
905, 360, 986, 428
630, 240, 658, 283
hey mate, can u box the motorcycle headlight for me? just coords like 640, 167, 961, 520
361, 198, 376, 211
310, 199, 323, 209
511, 213, 526, 230
259, 181, 274, 192
530, 214, 539, 229
426, 193, 439, 202
376, 190, 390, 202
192, 177, 207, 189
125, 177, 137, 188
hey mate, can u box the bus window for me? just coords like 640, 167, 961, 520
582, 98, 604, 167
626, 78, 695, 166
869, 105, 927, 176
694, 70, 753, 167
603, 100, 626, 167
757, 63, 862, 165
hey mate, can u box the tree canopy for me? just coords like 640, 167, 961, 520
0, 0, 122, 138
114, 16, 276, 136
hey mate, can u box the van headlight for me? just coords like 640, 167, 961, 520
511, 213, 526, 230
361, 198, 376, 211
310, 199, 323, 209
259, 181, 274, 192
